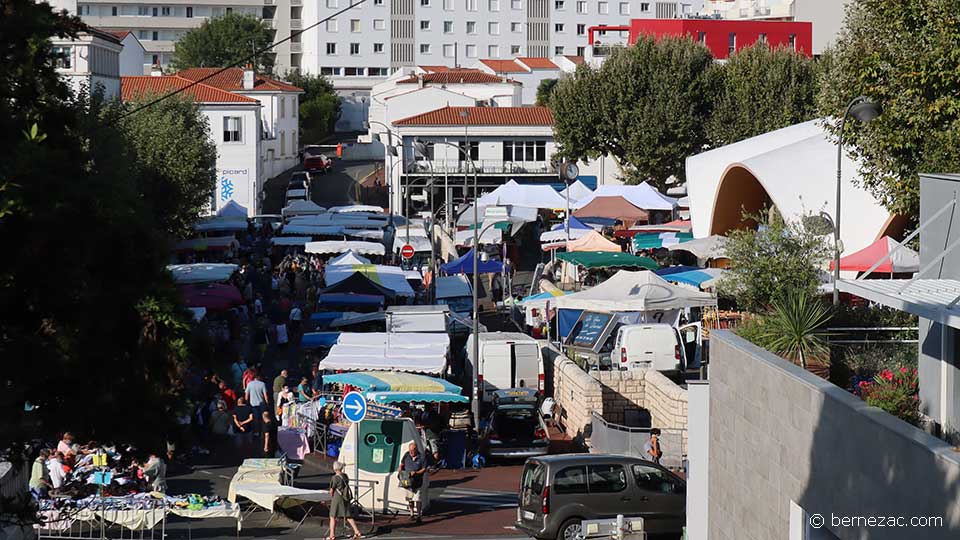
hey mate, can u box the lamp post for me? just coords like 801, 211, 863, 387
834, 96, 881, 305
367, 120, 398, 227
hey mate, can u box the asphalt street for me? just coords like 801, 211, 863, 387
263, 159, 379, 215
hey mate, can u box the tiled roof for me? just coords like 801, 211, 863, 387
564, 55, 585, 65
86, 27, 124, 44
517, 57, 559, 69
121, 76, 260, 104
104, 30, 131, 40
397, 69, 518, 85
393, 106, 554, 126
418, 65, 451, 72
478, 59, 527, 73
176, 67, 303, 93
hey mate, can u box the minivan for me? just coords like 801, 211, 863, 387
516, 454, 685, 540
612, 322, 702, 373
465, 332, 544, 405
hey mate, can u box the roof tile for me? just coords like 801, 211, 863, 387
478, 59, 527, 73
397, 69, 518, 85
393, 106, 554, 126
121, 76, 260, 104
176, 67, 303, 93
517, 57, 559, 69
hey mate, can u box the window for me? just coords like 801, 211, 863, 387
344, 67, 363, 75
458, 140, 479, 161
511, 22, 522, 32
280, 96, 285, 118
326, 42, 337, 54
553, 466, 587, 495
151, 6, 158, 16
374, 19, 385, 29
374, 0, 384, 5
350, 19, 360, 32
554, 23, 564, 33
111, 6, 117, 15
369, 67, 389, 76
320, 67, 341, 75
152, 31, 159, 40
326, 19, 338, 32
511, 0, 521, 8
697, 31, 706, 44
151, 54, 159, 65
465, 44, 477, 58
728, 32, 736, 54
640, 2, 649, 11
225, 7, 231, 13
554, 45, 564, 55
489, 21, 499, 35
511, 45, 521, 55
619, 2, 629, 14
280, 131, 286, 155
139, 30, 148, 39
576, 23, 585, 36
223, 117, 242, 143
488, 0, 499, 9
632, 464, 681, 494
350, 42, 360, 55
598, 1, 608, 13
466, 21, 476, 34
137, 6, 148, 15
185, 6, 192, 17
326, 0, 337, 7
443, 20, 453, 33
576, 45, 585, 56
443, 0, 454, 9
420, 43, 431, 54
374, 42, 384, 53
51, 45, 72, 68
420, 141, 436, 160
466, 0, 477, 10
443, 44, 455, 57
576, 0, 585, 13
488, 44, 499, 57
420, 20, 430, 30
554, 0, 563, 8
161, 6, 170, 15
421, 0, 430, 5
788, 33, 796, 49
588, 464, 627, 493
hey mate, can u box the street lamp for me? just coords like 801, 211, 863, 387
834, 95, 881, 305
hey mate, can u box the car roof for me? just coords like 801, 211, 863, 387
495, 404, 536, 411
529, 454, 651, 467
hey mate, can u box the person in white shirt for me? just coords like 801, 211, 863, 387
56, 433, 74, 455
47, 453, 66, 490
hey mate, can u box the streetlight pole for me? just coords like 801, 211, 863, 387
834, 95, 882, 305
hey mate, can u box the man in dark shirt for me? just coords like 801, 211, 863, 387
232, 398, 255, 447
400, 442, 426, 522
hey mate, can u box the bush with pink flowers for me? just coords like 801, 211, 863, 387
858, 367, 920, 426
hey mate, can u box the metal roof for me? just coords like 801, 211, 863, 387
838, 278, 960, 329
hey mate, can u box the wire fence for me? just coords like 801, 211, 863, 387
589, 413, 685, 471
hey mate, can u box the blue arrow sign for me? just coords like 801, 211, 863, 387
342, 391, 367, 423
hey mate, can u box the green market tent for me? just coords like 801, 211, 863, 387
633, 232, 694, 250
556, 251, 658, 270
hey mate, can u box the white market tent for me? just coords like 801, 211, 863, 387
306, 240, 386, 256
167, 263, 238, 284
328, 250, 372, 266
685, 119, 891, 256
329, 205, 385, 213
574, 183, 677, 211
477, 180, 567, 209
455, 227, 502, 246
667, 235, 728, 259
324, 264, 415, 296
555, 270, 716, 311
560, 180, 594, 206
281, 200, 326, 218
344, 229, 386, 241
281, 224, 344, 236
393, 227, 432, 253
320, 332, 449, 373
194, 216, 247, 233
435, 274, 471, 299
270, 236, 313, 247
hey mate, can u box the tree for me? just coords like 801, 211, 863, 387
550, 37, 717, 189
761, 291, 833, 369
719, 212, 831, 313
0, 0, 214, 452
707, 43, 818, 147
171, 12, 274, 72
119, 96, 217, 237
283, 71, 341, 143
535, 78, 557, 106
817, 0, 960, 219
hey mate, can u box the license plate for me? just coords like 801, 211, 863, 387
522, 511, 535, 520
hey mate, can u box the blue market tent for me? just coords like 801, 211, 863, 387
301, 332, 341, 349
367, 392, 468, 404
441, 248, 504, 274
310, 312, 345, 325
655, 266, 703, 277
661, 268, 726, 289
549, 216, 591, 231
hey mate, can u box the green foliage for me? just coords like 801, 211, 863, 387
859, 368, 921, 426
535, 78, 558, 106
0, 0, 212, 451
171, 12, 274, 72
283, 71, 340, 144
707, 44, 818, 147
550, 37, 717, 189
816, 0, 960, 219
761, 292, 833, 368
719, 212, 831, 313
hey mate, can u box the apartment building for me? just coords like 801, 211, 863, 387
51, 28, 124, 99
699, 0, 851, 54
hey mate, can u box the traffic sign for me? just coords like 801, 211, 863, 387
400, 244, 415, 260
342, 391, 367, 423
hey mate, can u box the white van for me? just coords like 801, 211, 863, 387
612, 323, 702, 373
466, 332, 544, 404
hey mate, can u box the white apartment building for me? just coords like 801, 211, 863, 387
51, 28, 124, 99
699, 0, 851, 54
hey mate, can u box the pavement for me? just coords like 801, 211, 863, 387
263, 159, 380, 214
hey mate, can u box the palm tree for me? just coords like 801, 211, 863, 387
761, 291, 832, 369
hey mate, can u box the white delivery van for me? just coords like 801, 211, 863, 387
612, 322, 702, 373
466, 332, 544, 404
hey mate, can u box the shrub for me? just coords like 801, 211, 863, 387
859, 367, 920, 426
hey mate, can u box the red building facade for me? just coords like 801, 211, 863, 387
589, 19, 813, 59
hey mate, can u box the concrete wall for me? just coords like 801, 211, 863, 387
709, 330, 960, 540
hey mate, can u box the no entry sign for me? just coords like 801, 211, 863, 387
400, 244, 415, 260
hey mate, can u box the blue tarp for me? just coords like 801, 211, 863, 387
301, 332, 341, 349
655, 266, 702, 276
441, 248, 504, 274
662, 269, 725, 288
310, 312, 345, 324
367, 391, 468, 404
317, 293, 384, 307
550, 216, 591, 231
558, 309, 584, 338
577, 217, 618, 227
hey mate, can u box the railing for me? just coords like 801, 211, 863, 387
589, 412, 685, 471
290, 42, 302, 53
291, 0, 302, 5
290, 18, 302, 29
404, 159, 556, 175
262, 17, 276, 28
263, 0, 274, 4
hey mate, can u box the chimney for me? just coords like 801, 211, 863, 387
242, 64, 255, 90
417, 74, 424, 89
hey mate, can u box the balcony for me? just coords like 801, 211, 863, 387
290, 42, 302, 53
263, 17, 276, 28
264, 0, 274, 4
404, 159, 556, 176
290, 0, 302, 5
290, 18, 302, 29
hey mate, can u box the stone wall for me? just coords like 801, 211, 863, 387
594, 370, 646, 425
551, 350, 603, 439
644, 370, 689, 455
709, 330, 960, 540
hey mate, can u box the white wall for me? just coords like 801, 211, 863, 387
202, 105, 262, 216
243, 91, 301, 181
686, 381, 709, 540
118, 34, 147, 76
53, 34, 122, 99
794, 0, 852, 55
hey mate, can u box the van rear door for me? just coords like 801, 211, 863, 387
481, 340, 512, 401
623, 325, 683, 372
518, 460, 547, 524
513, 342, 542, 390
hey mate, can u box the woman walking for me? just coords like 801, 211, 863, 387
329, 461, 362, 540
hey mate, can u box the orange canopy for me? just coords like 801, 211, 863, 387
566, 230, 622, 252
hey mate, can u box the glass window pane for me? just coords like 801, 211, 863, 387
525, 141, 534, 161
503, 141, 512, 162
535, 141, 546, 161
553, 466, 587, 494
588, 464, 626, 493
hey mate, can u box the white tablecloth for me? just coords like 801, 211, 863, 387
234, 484, 330, 512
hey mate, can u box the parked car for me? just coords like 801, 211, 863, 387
304, 154, 332, 174
516, 454, 685, 540
479, 389, 550, 459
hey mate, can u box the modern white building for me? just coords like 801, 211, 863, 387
106, 30, 150, 75
699, 0, 851, 55
175, 67, 304, 180
51, 28, 124, 99
122, 75, 263, 216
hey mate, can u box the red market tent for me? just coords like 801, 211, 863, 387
829, 236, 919, 274
178, 283, 243, 311
573, 196, 648, 224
